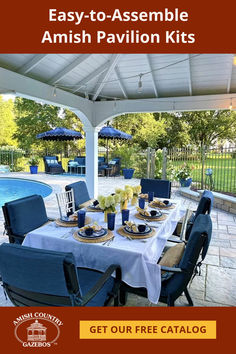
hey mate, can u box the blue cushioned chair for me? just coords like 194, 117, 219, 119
67, 156, 86, 174
120, 214, 212, 306
140, 178, 171, 199
65, 181, 91, 210
2, 195, 49, 244
43, 156, 64, 174
175, 190, 214, 240
0, 243, 121, 307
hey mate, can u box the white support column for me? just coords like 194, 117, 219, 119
84, 126, 99, 198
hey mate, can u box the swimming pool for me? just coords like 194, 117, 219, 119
0, 178, 52, 207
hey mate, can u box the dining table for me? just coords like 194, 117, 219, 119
22, 198, 185, 304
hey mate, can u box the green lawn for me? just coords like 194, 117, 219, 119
170, 157, 236, 195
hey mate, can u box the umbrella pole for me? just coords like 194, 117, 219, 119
106, 138, 109, 162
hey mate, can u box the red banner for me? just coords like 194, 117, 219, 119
0, 0, 235, 53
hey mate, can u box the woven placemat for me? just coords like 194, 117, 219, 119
86, 206, 103, 213
134, 212, 167, 222
117, 226, 156, 239
73, 229, 114, 243
55, 216, 92, 227
149, 202, 176, 210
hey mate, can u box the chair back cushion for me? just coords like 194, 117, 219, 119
4, 195, 48, 236
98, 157, 106, 165
194, 190, 214, 221
0, 243, 79, 297
140, 178, 171, 198
65, 181, 90, 209
179, 214, 212, 271
74, 157, 86, 165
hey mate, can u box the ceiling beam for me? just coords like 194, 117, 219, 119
114, 66, 128, 99
186, 54, 193, 96
93, 93, 236, 126
227, 54, 234, 93
72, 62, 110, 93
146, 54, 158, 97
48, 54, 92, 85
92, 54, 121, 101
17, 54, 49, 74
0, 66, 93, 128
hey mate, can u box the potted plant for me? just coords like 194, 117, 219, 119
28, 156, 40, 174
175, 163, 194, 187
116, 146, 135, 179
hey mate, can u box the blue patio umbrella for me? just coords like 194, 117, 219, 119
37, 127, 83, 141
37, 127, 84, 161
98, 126, 132, 161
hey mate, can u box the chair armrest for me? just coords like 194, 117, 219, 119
160, 266, 183, 273
167, 239, 186, 244
79, 265, 121, 306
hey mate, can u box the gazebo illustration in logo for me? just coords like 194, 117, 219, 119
27, 320, 47, 341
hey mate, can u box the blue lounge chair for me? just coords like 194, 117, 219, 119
43, 156, 64, 174
120, 214, 212, 306
2, 195, 49, 244
0, 243, 121, 307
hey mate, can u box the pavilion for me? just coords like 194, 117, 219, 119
0, 53, 235, 197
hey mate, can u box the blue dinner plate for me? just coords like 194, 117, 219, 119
78, 228, 107, 239
60, 216, 76, 224
140, 210, 162, 219
124, 225, 152, 235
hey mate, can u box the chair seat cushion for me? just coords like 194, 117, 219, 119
68, 161, 79, 167
77, 268, 114, 306
159, 243, 185, 280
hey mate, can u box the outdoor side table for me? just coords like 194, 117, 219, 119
76, 165, 86, 175
105, 167, 112, 177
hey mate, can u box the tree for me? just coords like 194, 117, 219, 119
153, 112, 190, 148
112, 113, 167, 149
180, 110, 236, 147
0, 96, 17, 146
13, 98, 84, 153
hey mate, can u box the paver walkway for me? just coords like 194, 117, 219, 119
0, 172, 235, 307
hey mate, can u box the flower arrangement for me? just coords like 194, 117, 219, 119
175, 163, 194, 180
130, 185, 142, 205
97, 194, 120, 221
115, 186, 133, 210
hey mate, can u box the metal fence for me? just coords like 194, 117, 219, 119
167, 146, 236, 195
1, 145, 235, 196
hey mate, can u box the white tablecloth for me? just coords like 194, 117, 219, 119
23, 200, 185, 304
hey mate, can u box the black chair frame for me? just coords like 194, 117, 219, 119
2, 262, 122, 307
119, 232, 208, 307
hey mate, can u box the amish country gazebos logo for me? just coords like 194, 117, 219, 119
13, 312, 63, 347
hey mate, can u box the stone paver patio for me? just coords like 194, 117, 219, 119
0, 172, 235, 307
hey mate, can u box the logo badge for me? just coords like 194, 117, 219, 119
13, 312, 63, 347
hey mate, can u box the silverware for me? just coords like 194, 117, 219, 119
144, 220, 159, 228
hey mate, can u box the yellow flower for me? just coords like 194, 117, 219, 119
105, 195, 115, 208
126, 187, 133, 199
115, 188, 123, 194
114, 193, 121, 203
120, 190, 127, 201
97, 195, 106, 210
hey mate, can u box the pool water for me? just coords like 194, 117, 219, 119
0, 178, 52, 207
